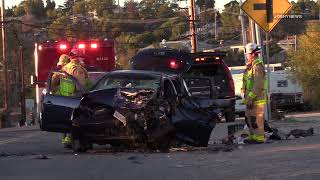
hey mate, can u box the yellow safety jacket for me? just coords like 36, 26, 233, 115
242, 58, 267, 106
58, 62, 92, 96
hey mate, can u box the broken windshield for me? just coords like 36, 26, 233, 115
93, 76, 161, 91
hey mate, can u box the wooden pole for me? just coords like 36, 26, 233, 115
1, 0, 8, 112
188, 0, 197, 53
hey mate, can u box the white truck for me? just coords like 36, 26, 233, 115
230, 63, 304, 116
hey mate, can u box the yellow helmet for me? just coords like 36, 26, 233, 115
57, 54, 70, 66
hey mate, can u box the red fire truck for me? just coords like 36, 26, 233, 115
31, 39, 116, 119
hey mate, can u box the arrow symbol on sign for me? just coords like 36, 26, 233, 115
253, 0, 273, 23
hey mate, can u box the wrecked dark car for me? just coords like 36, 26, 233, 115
40, 70, 220, 152
131, 48, 236, 122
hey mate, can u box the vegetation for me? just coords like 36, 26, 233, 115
288, 23, 320, 108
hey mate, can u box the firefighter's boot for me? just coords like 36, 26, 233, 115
62, 134, 72, 149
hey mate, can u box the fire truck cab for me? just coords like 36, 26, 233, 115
31, 39, 116, 121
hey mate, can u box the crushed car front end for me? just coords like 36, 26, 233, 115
73, 88, 175, 146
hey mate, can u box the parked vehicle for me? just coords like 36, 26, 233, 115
40, 70, 221, 152
131, 48, 235, 122
31, 39, 116, 122
230, 63, 304, 115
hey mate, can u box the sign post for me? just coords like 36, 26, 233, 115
241, 0, 292, 121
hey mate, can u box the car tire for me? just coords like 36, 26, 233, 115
225, 108, 236, 122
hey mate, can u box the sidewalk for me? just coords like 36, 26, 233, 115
0, 125, 39, 133
285, 112, 320, 118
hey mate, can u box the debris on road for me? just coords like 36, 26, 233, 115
224, 121, 315, 144
127, 156, 143, 164
287, 128, 314, 138
32, 154, 49, 160
0, 152, 10, 157
170, 147, 189, 152
0, 152, 38, 158
127, 156, 138, 160
131, 160, 143, 164
175, 164, 185, 168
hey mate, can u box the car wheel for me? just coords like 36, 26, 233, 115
225, 108, 236, 122
156, 134, 174, 153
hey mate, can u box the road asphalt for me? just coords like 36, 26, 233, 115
1, 112, 320, 180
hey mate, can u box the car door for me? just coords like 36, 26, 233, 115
40, 70, 86, 133
171, 77, 221, 146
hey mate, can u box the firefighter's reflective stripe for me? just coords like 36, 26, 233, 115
59, 78, 76, 96
242, 99, 267, 105
64, 61, 91, 90
243, 58, 267, 105
249, 134, 265, 142
248, 91, 257, 99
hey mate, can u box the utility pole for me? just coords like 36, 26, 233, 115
294, 34, 297, 51
19, 46, 26, 126
214, 9, 217, 40
255, 23, 263, 58
255, 23, 270, 122
188, 0, 197, 53
239, 0, 247, 59
118, 0, 120, 14
249, 19, 256, 43
265, 33, 272, 122
1, 0, 8, 111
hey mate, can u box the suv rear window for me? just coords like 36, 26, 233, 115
185, 63, 232, 98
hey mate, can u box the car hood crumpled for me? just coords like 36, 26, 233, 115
82, 88, 156, 109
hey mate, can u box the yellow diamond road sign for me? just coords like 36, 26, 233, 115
241, 0, 292, 33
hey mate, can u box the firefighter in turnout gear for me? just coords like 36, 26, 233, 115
242, 43, 267, 143
60, 48, 92, 148
51, 54, 70, 94
59, 49, 92, 96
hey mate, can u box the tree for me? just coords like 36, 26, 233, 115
13, 2, 27, 16
12, 0, 46, 18
288, 23, 320, 107
138, 0, 158, 19
196, 0, 215, 11
48, 16, 71, 39
63, 0, 76, 14
220, 1, 241, 39
73, 1, 88, 15
45, 0, 56, 11
88, 0, 115, 17
28, 0, 46, 17
271, 18, 306, 40
292, 0, 320, 19
157, 3, 173, 18
124, 0, 140, 19
5, 7, 14, 17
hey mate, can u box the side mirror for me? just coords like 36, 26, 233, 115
30, 75, 37, 85
30, 75, 46, 86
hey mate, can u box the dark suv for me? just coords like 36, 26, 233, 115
131, 48, 235, 122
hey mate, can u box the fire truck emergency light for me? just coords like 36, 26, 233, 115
90, 43, 98, 49
78, 44, 86, 49
59, 44, 67, 50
